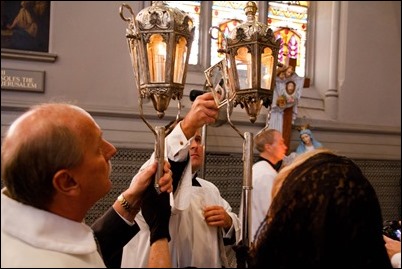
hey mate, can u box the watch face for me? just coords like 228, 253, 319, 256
118, 195, 126, 205
118, 194, 130, 210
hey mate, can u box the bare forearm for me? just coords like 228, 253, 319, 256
148, 238, 171, 268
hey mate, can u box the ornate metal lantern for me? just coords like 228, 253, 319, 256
120, 1, 195, 119
207, 2, 281, 258
224, 1, 281, 123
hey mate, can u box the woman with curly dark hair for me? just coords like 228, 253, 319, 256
249, 149, 392, 268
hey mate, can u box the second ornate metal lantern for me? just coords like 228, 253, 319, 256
206, 2, 281, 260
224, 1, 281, 123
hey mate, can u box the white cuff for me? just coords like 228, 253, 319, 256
391, 252, 401, 268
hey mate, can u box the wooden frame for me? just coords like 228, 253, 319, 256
1, 1, 55, 62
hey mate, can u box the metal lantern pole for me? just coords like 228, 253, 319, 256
207, 2, 280, 267
120, 2, 195, 191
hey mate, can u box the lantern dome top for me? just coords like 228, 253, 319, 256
227, 1, 279, 47
136, 1, 194, 35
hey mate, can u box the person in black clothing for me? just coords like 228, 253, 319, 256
249, 149, 392, 268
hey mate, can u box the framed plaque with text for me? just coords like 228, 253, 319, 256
1, 68, 45, 93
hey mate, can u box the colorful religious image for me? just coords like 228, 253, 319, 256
1, 1, 50, 52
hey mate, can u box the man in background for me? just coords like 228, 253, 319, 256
121, 96, 240, 268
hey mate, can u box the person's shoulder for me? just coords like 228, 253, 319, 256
198, 178, 219, 190
253, 160, 275, 170
253, 162, 277, 180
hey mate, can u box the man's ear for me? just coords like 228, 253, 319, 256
53, 169, 79, 195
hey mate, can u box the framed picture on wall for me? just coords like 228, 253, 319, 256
1, 1, 55, 62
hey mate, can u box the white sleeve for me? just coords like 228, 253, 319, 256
391, 252, 401, 268
166, 121, 191, 162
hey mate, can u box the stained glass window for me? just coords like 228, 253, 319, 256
210, 1, 251, 65
163, 1, 201, 65
159, 1, 309, 77
267, 1, 309, 77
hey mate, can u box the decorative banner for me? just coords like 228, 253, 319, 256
1, 68, 45, 93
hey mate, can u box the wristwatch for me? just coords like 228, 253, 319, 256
117, 194, 131, 211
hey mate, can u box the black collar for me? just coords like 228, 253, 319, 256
192, 173, 201, 187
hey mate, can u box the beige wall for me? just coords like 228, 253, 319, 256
1, 1, 401, 160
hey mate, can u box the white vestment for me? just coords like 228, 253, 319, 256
1, 188, 105, 268
121, 124, 241, 268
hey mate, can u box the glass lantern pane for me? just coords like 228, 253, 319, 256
163, 1, 200, 65
147, 34, 166, 83
235, 46, 252, 89
174, 37, 188, 83
128, 38, 143, 87
261, 47, 274, 90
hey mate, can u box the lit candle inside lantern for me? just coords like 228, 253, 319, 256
155, 42, 166, 82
